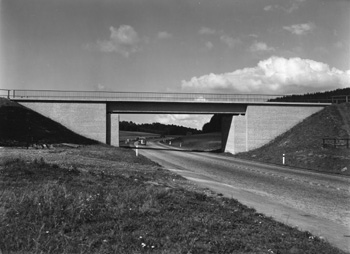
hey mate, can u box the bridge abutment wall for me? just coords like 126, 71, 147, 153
224, 105, 325, 154
18, 102, 110, 144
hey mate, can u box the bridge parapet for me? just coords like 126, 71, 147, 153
2, 89, 281, 103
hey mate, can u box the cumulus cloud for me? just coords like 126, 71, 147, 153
155, 114, 211, 130
97, 25, 140, 57
199, 27, 216, 35
157, 31, 172, 39
249, 41, 275, 53
181, 56, 350, 94
283, 23, 315, 35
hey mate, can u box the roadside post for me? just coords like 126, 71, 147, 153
282, 154, 285, 165
135, 144, 139, 157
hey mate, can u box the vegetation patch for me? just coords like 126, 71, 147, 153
0, 146, 345, 253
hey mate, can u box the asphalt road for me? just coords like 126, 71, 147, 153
139, 141, 350, 252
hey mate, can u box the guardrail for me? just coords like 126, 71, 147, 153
1, 89, 343, 104
0, 89, 282, 103
322, 138, 350, 149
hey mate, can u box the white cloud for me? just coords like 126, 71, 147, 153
96, 83, 106, 90
220, 35, 241, 48
199, 27, 216, 35
283, 23, 315, 35
205, 41, 214, 50
198, 27, 241, 49
249, 41, 275, 53
285, 0, 305, 13
264, 0, 305, 13
181, 56, 350, 94
334, 41, 344, 49
155, 114, 211, 130
264, 5, 274, 11
157, 31, 172, 39
97, 25, 140, 57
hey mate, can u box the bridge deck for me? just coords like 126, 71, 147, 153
0, 89, 331, 105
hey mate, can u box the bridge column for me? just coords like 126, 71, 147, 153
106, 113, 119, 147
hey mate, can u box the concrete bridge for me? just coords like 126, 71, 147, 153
2, 89, 329, 153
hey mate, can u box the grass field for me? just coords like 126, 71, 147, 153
0, 145, 345, 254
167, 133, 222, 152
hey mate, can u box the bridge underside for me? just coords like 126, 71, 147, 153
17, 100, 325, 154
107, 101, 247, 114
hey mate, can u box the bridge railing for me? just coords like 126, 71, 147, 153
322, 138, 350, 149
2, 89, 283, 103
332, 95, 349, 104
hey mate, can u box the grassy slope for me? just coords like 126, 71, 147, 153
119, 131, 160, 142
0, 145, 345, 254
235, 103, 350, 175
0, 98, 97, 146
169, 133, 222, 152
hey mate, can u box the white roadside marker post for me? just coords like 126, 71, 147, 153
136, 144, 139, 157
283, 153, 285, 165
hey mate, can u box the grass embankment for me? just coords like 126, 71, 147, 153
119, 131, 160, 146
235, 103, 350, 175
0, 145, 345, 254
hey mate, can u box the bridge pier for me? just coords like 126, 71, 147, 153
106, 113, 120, 146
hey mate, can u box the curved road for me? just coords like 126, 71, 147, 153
139, 141, 350, 252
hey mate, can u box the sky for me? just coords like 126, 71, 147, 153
1, 0, 349, 129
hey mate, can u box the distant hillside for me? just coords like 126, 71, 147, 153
120, 121, 202, 136
0, 98, 98, 146
269, 87, 350, 103
234, 103, 350, 175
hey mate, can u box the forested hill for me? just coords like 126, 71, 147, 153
119, 121, 202, 136
269, 87, 350, 103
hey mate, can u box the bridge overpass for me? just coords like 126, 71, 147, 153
2, 89, 330, 153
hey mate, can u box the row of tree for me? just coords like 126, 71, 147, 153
269, 88, 350, 103
119, 121, 202, 136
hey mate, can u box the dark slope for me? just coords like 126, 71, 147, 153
0, 98, 98, 146
235, 103, 350, 175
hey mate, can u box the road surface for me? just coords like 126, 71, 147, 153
138, 141, 350, 252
